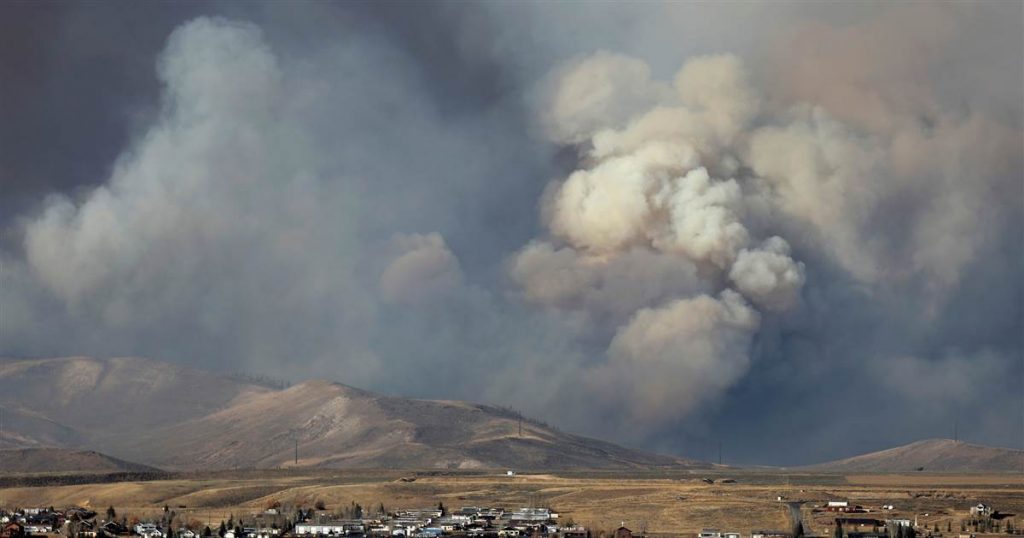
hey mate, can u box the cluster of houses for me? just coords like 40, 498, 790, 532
0, 499, 1011, 538
0, 506, 585, 538
698, 529, 790, 538
293, 506, 586, 537
1, 507, 104, 538
812, 499, 1014, 538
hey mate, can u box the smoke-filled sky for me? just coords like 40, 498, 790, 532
1, 1, 1022, 465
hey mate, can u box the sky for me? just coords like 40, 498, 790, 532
1, 1, 1022, 466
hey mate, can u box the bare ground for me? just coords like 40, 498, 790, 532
1, 469, 1022, 536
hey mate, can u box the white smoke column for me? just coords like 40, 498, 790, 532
729, 237, 806, 311
540, 51, 670, 145
509, 241, 707, 322
379, 232, 463, 305
513, 52, 806, 432
591, 290, 760, 427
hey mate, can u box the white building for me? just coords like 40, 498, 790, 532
970, 504, 992, 516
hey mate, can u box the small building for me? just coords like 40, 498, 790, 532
700, 530, 722, 538
613, 527, 632, 538
835, 518, 884, 529
1, 522, 24, 538
22, 525, 52, 536
969, 504, 992, 517
827, 501, 865, 513
751, 531, 790, 538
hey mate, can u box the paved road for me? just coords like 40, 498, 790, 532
788, 501, 806, 535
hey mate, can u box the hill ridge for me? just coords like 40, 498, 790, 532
0, 356, 699, 472
802, 438, 1024, 473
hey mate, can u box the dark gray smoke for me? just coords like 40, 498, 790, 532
1, 2, 1021, 465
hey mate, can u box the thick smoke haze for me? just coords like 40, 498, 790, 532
1, 1, 1021, 465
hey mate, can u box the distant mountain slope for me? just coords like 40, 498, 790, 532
110, 380, 690, 470
803, 439, 1024, 473
0, 447, 159, 474
0, 356, 271, 432
0, 357, 698, 471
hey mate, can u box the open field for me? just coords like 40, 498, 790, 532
0, 469, 1022, 536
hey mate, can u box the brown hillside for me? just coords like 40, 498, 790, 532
802, 438, 1024, 473
0, 357, 698, 471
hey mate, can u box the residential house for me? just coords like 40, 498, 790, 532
969, 504, 991, 517
751, 530, 790, 538
1, 522, 24, 538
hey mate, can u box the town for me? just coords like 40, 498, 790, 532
0, 498, 1016, 538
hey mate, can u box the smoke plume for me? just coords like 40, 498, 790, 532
1, 2, 1020, 464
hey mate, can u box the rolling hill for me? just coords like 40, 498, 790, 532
0, 357, 695, 471
0, 447, 159, 474
802, 438, 1024, 473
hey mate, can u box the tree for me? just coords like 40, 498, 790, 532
905, 525, 916, 538
218, 521, 227, 538
834, 521, 844, 538
107, 507, 117, 522
203, 527, 212, 537
437, 502, 445, 516
314, 500, 325, 511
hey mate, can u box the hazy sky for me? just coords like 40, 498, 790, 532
1, 1, 1022, 466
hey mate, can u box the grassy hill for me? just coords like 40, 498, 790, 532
0, 447, 159, 474
0, 357, 697, 471
802, 438, 1024, 473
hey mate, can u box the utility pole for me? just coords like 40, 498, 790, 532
288, 429, 300, 466
718, 440, 722, 465
518, 417, 522, 438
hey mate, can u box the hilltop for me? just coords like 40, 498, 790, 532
802, 438, 1024, 473
0, 357, 696, 471
0, 447, 159, 474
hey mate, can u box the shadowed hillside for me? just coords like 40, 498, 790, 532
0, 357, 698, 471
0, 447, 159, 474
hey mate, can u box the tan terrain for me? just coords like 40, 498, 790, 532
802, 439, 1024, 473
0, 357, 693, 471
0, 469, 1021, 536
0, 447, 158, 474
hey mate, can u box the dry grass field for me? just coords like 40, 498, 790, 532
0, 469, 1022, 536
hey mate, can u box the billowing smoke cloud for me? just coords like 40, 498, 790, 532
1, 3, 1021, 464
380, 233, 463, 305
506, 2, 1021, 452
510, 53, 806, 425
729, 237, 804, 312
590, 290, 760, 431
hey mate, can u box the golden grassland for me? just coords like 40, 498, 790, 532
0, 469, 1022, 536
